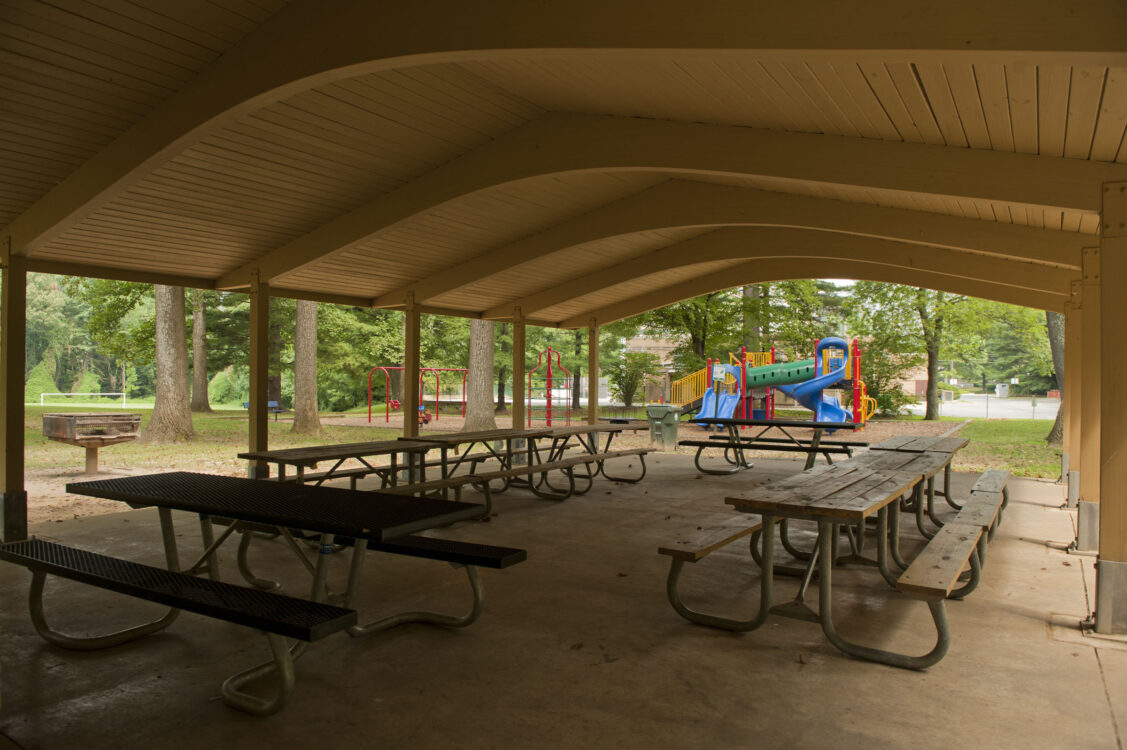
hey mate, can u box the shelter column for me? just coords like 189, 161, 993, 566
588, 319, 599, 424
1076, 248, 1101, 553
247, 271, 269, 479
403, 293, 420, 438
512, 308, 525, 429
1096, 182, 1127, 634
0, 245, 28, 541
1064, 282, 1082, 508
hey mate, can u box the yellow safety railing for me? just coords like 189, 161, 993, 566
671, 367, 709, 407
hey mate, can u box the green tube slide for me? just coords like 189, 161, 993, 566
742, 359, 818, 388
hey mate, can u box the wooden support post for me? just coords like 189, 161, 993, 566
512, 308, 526, 429
247, 272, 270, 479
0, 246, 28, 541
588, 319, 599, 424
403, 294, 421, 439
1077, 247, 1101, 552
1096, 182, 1127, 634
1064, 284, 1082, 507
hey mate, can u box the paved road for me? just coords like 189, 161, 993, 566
904, 393, 1060, 420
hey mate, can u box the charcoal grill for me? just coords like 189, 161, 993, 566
42, 413, 142, 474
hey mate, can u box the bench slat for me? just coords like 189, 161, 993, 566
679, 440, 851, 454
0, 539, 357, 641
971, 470, 1010, 494
956, 491, 1004, 529
658, 516, 763, 561
332, 533, 527, 569
897, 522, 982, 598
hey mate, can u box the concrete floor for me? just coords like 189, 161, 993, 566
0, 454, 1122, 750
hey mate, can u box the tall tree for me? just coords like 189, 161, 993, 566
143, 285, 193, 442
268, 298, 283, 404
1045, 311, 1065, 446
189, 288, 212, 412
847, 282, 984, 418
464, 319, 497, 430
292, 299, 320, 434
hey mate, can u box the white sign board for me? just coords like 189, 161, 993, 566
1010, 377, 1019, 384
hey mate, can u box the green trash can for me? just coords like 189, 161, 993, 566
645, 404, 681, 450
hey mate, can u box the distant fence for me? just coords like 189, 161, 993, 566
38, 392, 128, 408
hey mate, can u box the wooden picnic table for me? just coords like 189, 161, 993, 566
239, 439, 435, 486
664, 464, 951, 668
852, 446, 966, 537
688, 417, 859, 473
870, 435, 969, 454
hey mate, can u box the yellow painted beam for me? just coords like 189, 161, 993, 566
557, 255, 1065, 328
1, 248, 28, 540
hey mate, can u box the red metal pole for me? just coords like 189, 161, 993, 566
461, 370, 468, 418
435, 369, 441, 421
546, 347, 554, 427
852, 339, 862, 426
769, 347, 776, 420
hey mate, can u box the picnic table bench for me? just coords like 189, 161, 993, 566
243, 400, 289, 421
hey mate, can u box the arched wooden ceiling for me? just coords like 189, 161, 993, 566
3, 0, 1125, 323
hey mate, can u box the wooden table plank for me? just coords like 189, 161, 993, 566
405, 428, 552, 445
238, 440, 434, 467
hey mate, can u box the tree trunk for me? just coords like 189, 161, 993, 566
143, 285, 194, 442
291, 299, 320, 435
496, 364, 508, 412
190, 289, 212, 412
917, 290, 943, 421
268, 299, 282, 404
1045, 311, 1065, 446
743, 284, 761, 351
924, 338, 941, 420
464, 319, 497, 431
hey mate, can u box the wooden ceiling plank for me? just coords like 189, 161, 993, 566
944, 63, 992, 149
974, 63, 1015, 151
1006, 63, 1039, 154
1065, 67, 1108, 159
806, 62, 884, 139
212, 126, 409, 186
914, 62, 969, 147
1091, 67, 1127, 161
118, 0, 261, 42
857, 63, 922, 142
1, 0, 215, 68
783, 61, 862, 137
885, 62, 947, 144
1038, 65, 1071, 157
0, 23, 191, 92
2, 49, 157, 114
760, 60, 841, 135
829, 62, 902, 140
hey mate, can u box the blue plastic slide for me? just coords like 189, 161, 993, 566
695, 387, 741, 425
777, 337, 852, 424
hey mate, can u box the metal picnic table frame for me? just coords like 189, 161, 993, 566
691, 417, 859, 474
402, 427, 556, 497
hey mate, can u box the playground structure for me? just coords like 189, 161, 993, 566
671, 337, 877, 427
526, 347, 572, 426
367, 366, 468, 424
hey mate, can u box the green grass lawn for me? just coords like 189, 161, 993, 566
952, 419, 1062, 479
